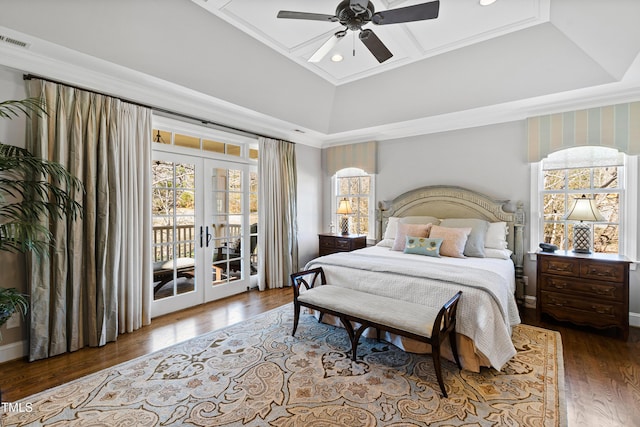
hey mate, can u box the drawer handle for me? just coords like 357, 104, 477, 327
589, 268, 614, 278
592, 306, 612, 315
591, 286, 612, 295
552, 282, 567, 290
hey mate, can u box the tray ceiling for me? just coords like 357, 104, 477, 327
192, 0, 549, 85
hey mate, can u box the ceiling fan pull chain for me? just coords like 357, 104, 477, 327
353, 31, 356, 57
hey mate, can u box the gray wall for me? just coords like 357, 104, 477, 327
322, 120, 640, 321
295, 143, 322, 268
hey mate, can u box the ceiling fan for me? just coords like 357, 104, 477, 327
277, 0, 440, 64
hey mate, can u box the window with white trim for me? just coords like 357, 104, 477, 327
533, 146, 637, 258
332, 168, 374, 237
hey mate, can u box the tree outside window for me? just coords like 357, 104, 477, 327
541, 148, 622, 254
335, 168, 371, 236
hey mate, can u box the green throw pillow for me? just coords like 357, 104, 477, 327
403, 236, 443, 257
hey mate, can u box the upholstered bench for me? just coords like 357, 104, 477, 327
290, 267, 462, 398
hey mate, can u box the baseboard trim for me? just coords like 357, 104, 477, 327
630, 312, 640, 329
0, 340, 27, 364
524, 295, 536, 309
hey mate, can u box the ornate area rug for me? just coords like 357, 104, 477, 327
2, 304, 565, 426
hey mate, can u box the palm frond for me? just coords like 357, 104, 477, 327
0, 98, 84, 259
0, 98, 46, 120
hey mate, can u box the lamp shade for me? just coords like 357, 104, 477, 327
563, 195, 604, 222
336, 198, 353, 215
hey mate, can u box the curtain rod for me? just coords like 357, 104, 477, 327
23, 73, 281, 141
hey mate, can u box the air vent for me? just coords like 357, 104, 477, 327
0, 35, 30, 49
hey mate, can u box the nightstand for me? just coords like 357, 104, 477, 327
536, 251, 630, 340
318, 233, 366, 256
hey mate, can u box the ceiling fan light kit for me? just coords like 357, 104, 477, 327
277, 0, 440, 64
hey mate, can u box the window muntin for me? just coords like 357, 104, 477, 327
334, 168, 373, 236
153, 128, 251, 159
540, 149, 622, 254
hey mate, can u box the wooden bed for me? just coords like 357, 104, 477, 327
305, 185, 525, 372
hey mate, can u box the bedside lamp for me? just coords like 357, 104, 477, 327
336, 198, 353, 235
563, 195, 604, 254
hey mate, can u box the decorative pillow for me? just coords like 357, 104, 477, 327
485, 221, 509, 249
391, 223, 432, 251
484, 248, 513, 260
429, 225, 472, 258
439, 218, 489, 257
403, 236, 443, 257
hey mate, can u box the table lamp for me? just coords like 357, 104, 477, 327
563, 195, 604, 254
336, 198, 353, 235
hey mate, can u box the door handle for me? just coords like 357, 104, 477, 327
206, 226, 212, 247
200, 226, 204, 248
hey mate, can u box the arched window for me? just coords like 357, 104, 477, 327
532, 146, 637, 257
332, 168, 375, 238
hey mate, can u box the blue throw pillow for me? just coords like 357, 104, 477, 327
403, 236, 443, 257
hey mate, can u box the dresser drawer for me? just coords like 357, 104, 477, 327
319, 236, 336, 249
538, 275, 624, 301
540, 291, 624, 326
580, 261, 626, 283
334, 238, 352, 250
539, 257, 580, 277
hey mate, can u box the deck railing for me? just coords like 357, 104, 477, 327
152, 224, 241, 262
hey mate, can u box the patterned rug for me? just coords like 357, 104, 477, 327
1, 304, 566, 426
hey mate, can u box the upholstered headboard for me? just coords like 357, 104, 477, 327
376, 185, 525, 287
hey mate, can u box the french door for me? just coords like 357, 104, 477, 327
151, 152, 253, 317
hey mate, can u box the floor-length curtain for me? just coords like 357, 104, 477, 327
257, 137, 298, 290
26, 79, 152, 361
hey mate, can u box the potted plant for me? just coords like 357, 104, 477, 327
0, 98, 83, 340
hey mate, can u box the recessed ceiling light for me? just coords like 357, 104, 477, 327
331, 53, 343, 62
479, 0, 497, 5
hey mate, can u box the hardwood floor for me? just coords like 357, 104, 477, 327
1, 288, 639, 426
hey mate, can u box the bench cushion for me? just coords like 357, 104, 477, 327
297, 285, 440, 339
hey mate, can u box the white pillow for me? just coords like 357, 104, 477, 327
376, 238, 394, 248
383, 217, 401, 240
485, 222, 508, 249
484, 248, 513, 260
383, 216, 441, 241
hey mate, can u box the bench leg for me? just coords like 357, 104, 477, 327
450, 334, 462, 370
340, 318, 369, 361
431, 343, 448, 398
292, 302, 301, 337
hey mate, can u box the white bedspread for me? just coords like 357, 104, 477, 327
305, 246, 521, 370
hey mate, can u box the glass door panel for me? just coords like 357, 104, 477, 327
205, 162, 249, 301
151, 154, 202, 317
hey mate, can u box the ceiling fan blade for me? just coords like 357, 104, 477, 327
359, 29, 393, 63
277, 11, 338, 22
372, 0, 439, 25
309, 31, 347, 63
349, 0, 370, 14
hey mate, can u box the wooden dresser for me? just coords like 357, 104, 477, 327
318, 233, 366, 256
536, 251, 630, 340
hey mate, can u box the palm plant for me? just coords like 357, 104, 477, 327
0, 98, 83, 339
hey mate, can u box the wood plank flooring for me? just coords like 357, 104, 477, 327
1, 287, 639, 426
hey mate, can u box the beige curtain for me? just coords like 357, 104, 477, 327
257, 137, 298, 290
26, 79, 152, 361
